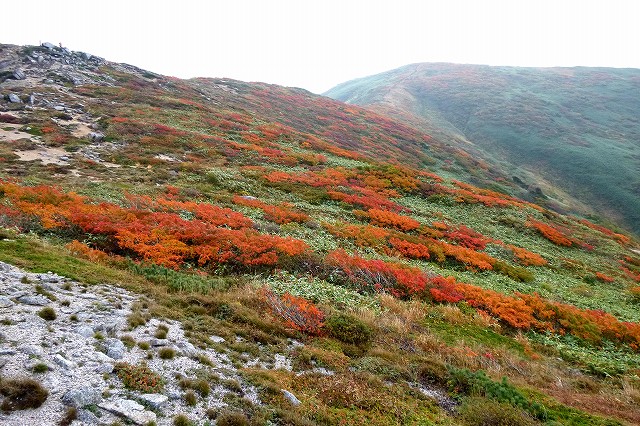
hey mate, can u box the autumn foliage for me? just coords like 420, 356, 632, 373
325, 249, 428, 298
232, 195, 309, 224
264, 290, 325, 335
527, 219, 573, 247
0, 182, 307, 270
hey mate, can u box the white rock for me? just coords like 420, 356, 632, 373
139, 393, 168, 409
62, 385, 102, 408
99, 399, 157, 425
54, 354, 76, 369
281, 389, 301, 406
75, 325, 94, 338
210, 335, 226, 343
0, 297, 14, 308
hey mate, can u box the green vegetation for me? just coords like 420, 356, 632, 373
0, 377, 49, 411
37, 306, 57, 321
0, 43, 638, 424
114, 363, 164, 393
326, 63, 640, 236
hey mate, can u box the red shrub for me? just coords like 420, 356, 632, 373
264, 290, 324, 335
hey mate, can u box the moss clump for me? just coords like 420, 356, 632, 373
158, 347, 176, 359
325, 314, 372, 346
173, 414, 192, 426
37, 306, 57, 321
216, 410, 249, 426
457, 397, 538, 426
0, 377, 49, 411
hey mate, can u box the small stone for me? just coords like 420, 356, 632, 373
99, 399, 157, 425
0, 296, 14, 308
95, 363, 114, 374
0, 358, 8, 369
62, 385, 102, 408
89, 132, 104, 142
281, 389, 301, 406
54, 105, 65, 111
104, 338, 126, 359
16, 294, 49, 305
75, 325, 94, 338
149, 338, 168, 347
210, 335, 226, 343
8, 94, 21, 103
54, 354, 76, 370
18, 344, 44, 357
0, 348, 16, 356
82, 52, 92, 61
139, 393, 168, 409
12, 70, 26, 80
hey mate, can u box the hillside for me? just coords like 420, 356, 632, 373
1, 43, 640, 425
325, 63, 640, 236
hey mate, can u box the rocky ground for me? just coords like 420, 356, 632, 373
0, 261, 269, 425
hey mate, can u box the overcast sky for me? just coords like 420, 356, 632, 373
2, 0, 639, 93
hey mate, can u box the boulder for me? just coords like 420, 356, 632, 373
62, 385, 102, 408
16, 294, 49, 306
41, 42, 56, 49
8, 94, 21, 103
75, 325, 94, 338
89, 132, 104, 142
0, 296, 15, 308
139, 393, 168, 409
104, 338, 126, 359
16, 294, 49, 305
210, 335, 226, 343
99, 399, 157, 425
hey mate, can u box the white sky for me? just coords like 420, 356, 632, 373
2, 0, 639, 93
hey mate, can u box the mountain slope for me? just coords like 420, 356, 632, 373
1, 43, 640, 425
325, 63, 640, 235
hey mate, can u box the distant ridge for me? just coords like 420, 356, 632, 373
325, 63, 640, 235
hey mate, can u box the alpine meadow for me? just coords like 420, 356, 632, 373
0, 42, 639, 426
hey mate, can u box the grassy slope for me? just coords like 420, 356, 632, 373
1, 45, 640, 424
325, 63, 640, 236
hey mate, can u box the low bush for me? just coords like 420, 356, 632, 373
38, 307, 57, 321
158, 347, 176, 359
457, 397, 539, 426
114, 362, 164, 393
325, 313, 373, 346
0, 377, 49, 411
216, 410, 249, 426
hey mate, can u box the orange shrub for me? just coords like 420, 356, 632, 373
364, 209, 420, 232
506, 245, 547, 267
325, 249, 428, 298
264, 290, 324, 335
595, 272, 615, 283
527, 219, 573, 247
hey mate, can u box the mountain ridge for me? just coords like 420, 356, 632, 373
325, 62, 640, 236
